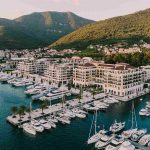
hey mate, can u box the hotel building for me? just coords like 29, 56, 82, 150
73, 62, 146, 99
45, 63, 73, 85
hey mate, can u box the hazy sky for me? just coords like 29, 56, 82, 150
1, 0, 150, 21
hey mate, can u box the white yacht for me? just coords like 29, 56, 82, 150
56, 116, 71, 124
105, 135, 124, 150
118, 141, 135, 150
39, 119, 51, 130
87, 129, 107, 144
48, 121, 56, 128
131, 129, 147, 142
138, 134, 150, 146
31, 120, 44, 132
95, 132, 115, 149
23, 123, 36, 136
139, 108, 149, 116
110, 120, 125, 133
122, 101, 138, 139
122, 129, 137, 139
63, 110, 76, 118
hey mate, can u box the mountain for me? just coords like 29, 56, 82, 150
0, 11, 94, 49
0, 18, 43, 49
50, 8, 150, 49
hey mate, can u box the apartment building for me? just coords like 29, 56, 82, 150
141, 65, 150, 81
73, 63, 96, 87
17, 59, 48, 75
102, 63, 145, 98
45, 63, 73, 84
73, 62, 146, 98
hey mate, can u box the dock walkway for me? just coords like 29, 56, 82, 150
7, 93, 106, 126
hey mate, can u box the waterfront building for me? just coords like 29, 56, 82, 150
141, 65, 150, 81
17, 59, 48, 75
45, 63, 73, 85
73, 63, 96, 87
73, 62, 146, 99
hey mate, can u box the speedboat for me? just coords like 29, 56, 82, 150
139, 108, 149, 116
87, 129, 107, 144
118, 141, 135, 150
110, 120, 125, 133
75, 112, 86, 119
63, 110, 76, 118
23, 123, 36, 136
138, 134, 150, 146
56, 116, 71, 124
39, 119, 51, 130
48, 116, 58, 123
130, 129, 147, 142
31, 120, 44, 132
48, 121, 56, 128
122, 128, 137, 139
95, 132, 115, 149
105, 135, 124, 150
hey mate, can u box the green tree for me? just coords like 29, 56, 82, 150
11, 106, 18, 118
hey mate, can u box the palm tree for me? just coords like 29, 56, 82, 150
20, 105, 26, 115
92, 91, 96, 99
11, 106, 18, 118
17, 107, 24, 122
68, 82, 72, 90
61, 95, 66, 108
40, 102, 47, 115
77, 94, 82, 103
26, 107, 31, 119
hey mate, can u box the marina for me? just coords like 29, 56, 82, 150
0, 79, 150, 150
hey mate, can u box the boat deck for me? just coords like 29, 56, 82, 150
130, 140, 150, 150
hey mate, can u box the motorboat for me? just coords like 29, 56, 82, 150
39, 119, 51, 130
31, 120, 44, 132
110, 120, 125, 133
111, 135, 124, 145
95, 132, 115, 149
105, 135, 124, 150
122, 129, 137, 139
63, 110, 76, 118
87, 129, 107, 144
138, 134, 150, 146
75, 112, 86, 119
130, 129, 147, 142
108, 97, 119, 103
118, 141, 135, 150
56, 116, 71, 124
139, 108, 149, 116
23, 123, 36, 136
48, 121, 56, 128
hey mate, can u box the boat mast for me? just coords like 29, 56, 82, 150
94, 110, 97, 134
131, 101, 138, 129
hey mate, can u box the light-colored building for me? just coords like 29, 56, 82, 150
17, 59, 48, 75
141, 65, 150, 81
102, 63, 145, 98
73, 62, 146, 99
73, 63, 96, 87
45, 63, 73, 84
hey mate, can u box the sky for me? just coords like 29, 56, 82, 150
1, 0, 150, 21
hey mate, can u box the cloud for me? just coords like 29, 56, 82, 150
52, 0, 79, 5
73, 0, 79, 5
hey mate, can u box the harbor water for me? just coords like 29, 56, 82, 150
0, 83, 150, 150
